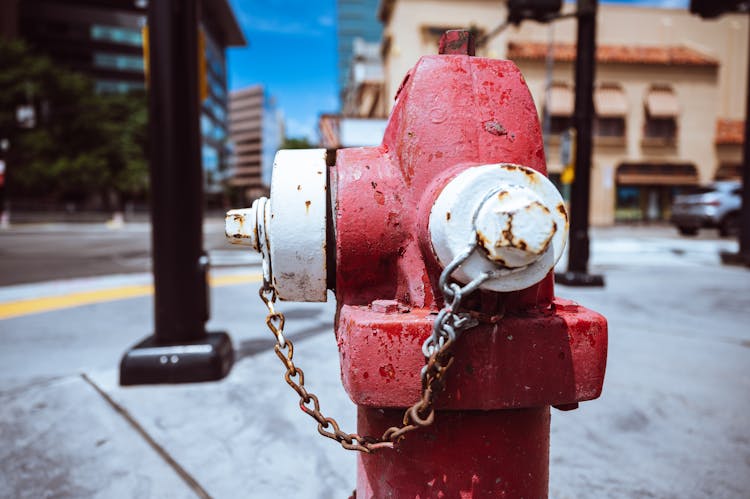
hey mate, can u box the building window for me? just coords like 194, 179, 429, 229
204, 96, 226, 123
644, 117, 677, 141
201, 115, 213, 136
644, 85, 678, 145
93, 52, 144, 72
715, 162, 742, 181
550, 116, 572, 135
202, 144, 219, 170
545, 82, 574, 136
615, 162, 699, 222
595, 117, 626, 137
91, 25, 142, 46
594, 83, 626, 140
95, 79, 145, 94
209, 73, 226, 101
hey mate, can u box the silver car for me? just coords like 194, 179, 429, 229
670, 181, 742, 236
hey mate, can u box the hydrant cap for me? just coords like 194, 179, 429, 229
474, 185, 557, 268
224, 149, 329, 302
429, 163, 568, 292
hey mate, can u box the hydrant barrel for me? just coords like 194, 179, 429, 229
358, 407, 550, 497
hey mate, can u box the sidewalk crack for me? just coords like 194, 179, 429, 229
80, 373, 211, 499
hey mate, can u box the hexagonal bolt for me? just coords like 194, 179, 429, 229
474, 185, 557, 269
225, 198, 263, 251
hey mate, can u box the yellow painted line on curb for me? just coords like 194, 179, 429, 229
0, 273, 262, 321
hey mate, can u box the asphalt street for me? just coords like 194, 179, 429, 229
0, 223, 749, 498
0, 218, 247, 286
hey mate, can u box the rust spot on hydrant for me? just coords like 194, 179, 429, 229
484, 120, 508, 137
379, 364, 396, 380
305, 200, 311, 214
371, 300, 400, 313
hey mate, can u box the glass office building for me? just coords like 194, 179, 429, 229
337, 0, 382, 107
9, 0, 245, 193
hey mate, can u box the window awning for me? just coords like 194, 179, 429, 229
616, 162, 698, 186
547, 84, 574, 117
646, 87, 679, 118
595, 85, 627, 117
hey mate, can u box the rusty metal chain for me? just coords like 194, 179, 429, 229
258, 245, 498, 453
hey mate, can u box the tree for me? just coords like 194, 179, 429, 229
0, 39, 148, 208
281, 136, 314, 149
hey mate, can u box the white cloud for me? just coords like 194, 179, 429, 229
236, 11, 324, 37
317, 15, 334, 27
285, 117, 317, 143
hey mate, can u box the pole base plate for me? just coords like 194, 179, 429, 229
555, 271, 605, 287
119, 332, 233, 386
720, 250, 750, 268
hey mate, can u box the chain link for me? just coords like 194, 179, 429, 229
258, 244, 497, 453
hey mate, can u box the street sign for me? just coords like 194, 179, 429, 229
560, 127, 576, 184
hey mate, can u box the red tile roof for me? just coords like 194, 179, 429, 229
716, 119, 744, 145
507, 42, 719, 67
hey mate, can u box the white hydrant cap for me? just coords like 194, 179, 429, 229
224, 149, 329, 302
226, 200, 262, 250
474, 184, 557, 269
429, 163, 568, 292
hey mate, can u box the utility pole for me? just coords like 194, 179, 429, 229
120, 0, 233, 385
555, 0, 605, 286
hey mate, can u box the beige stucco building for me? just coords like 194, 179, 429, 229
376, 1, 747, 225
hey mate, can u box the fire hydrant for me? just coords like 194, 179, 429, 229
226, 30, 607, 498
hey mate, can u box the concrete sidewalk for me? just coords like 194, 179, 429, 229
1, 229, 750, 498
0, 267, 356, 498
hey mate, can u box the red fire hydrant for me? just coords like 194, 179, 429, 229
226, 30, 607, 498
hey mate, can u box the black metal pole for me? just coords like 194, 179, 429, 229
740, 23, 750, 261
556, 0, 604, 286
148, 0, 207, 338
0, 138, 7, 228
721, 14, 750, 267
120, 0, 233, 385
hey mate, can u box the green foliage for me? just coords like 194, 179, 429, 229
0, 39, 148, 204
281, 136, 314, 149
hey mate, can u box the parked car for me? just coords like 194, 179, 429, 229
670, 181, 742, 236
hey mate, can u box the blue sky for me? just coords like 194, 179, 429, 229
227, 0, 338, 141
227, 0, 689, 142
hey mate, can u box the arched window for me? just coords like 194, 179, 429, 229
545, 82, 574, 135
644, 85, 678, 145
594, 83, 626, 139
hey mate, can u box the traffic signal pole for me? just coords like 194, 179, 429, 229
721, 12, 750, 267
556, 0, 605, 286
119, 0, 233, 385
